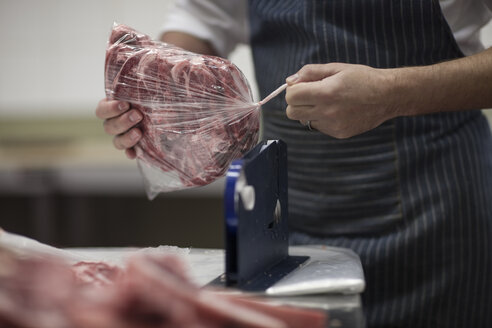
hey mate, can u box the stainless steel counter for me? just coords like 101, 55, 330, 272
70, 246, 366, 328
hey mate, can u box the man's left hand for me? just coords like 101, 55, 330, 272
285, 63, 398, 138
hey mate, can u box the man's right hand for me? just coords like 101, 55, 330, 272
95, 98, 143, 159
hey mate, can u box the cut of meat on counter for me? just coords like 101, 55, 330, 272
72, 261, 122, 287
105, 23, 260, 198
0, 247, 327, 328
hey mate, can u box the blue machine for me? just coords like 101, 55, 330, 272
219, 140, 308, 291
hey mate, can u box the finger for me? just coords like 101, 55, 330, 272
113, 127, 142, 150
103, 109, 143, 135
285, 105, 318, 121
96, 98, 130, 119
285, 80, 329, 106
286, 63, 345, 85
125, 148, 137, 159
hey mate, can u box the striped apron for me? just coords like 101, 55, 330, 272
248, 0, 492, 327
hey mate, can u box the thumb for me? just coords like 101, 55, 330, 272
286, 63, 343, 85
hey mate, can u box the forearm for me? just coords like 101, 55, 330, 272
160, 31, 218, 56
390, 47, 492, 117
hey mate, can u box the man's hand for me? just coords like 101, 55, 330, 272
95, 99, 143, 159
285, 63, 398, 139
285, 47, 492, 138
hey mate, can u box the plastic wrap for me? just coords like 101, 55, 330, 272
105, 23, 261, 199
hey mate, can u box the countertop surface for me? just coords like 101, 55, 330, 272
69, 245, 367, 327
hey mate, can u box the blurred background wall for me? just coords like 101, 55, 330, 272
0, 0, 491, 248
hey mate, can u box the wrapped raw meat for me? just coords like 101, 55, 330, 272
105, 23, 265, 199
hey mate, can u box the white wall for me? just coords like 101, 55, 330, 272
0, 0, 175, 117
0, 0, 490, 118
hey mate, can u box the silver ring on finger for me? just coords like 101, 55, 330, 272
299, 120, 314, 131
306, 120, 313, 131
299, 120, 310, 128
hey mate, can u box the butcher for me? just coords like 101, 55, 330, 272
95, 0, 492, 327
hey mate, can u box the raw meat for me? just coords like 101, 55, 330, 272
72, 261, 122, 287
0, 247, 327, 328
105, 23, 260, 199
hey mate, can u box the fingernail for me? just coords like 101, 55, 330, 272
286, 73, 299, 84
129, 112, 142, 123
131, 130, 140, 141
118, 102, 129, 111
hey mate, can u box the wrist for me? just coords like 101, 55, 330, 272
384, 65, 443, 117
378, 67, 414, 119
383, 48, 492, 117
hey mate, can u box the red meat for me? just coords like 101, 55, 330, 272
0, 248, 328, 328
105, 24, 260, 197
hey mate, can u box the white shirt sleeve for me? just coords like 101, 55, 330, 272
439, 0, 492, 55
161, 0, 249, 57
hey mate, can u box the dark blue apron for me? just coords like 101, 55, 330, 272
248, 0, 492, 327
